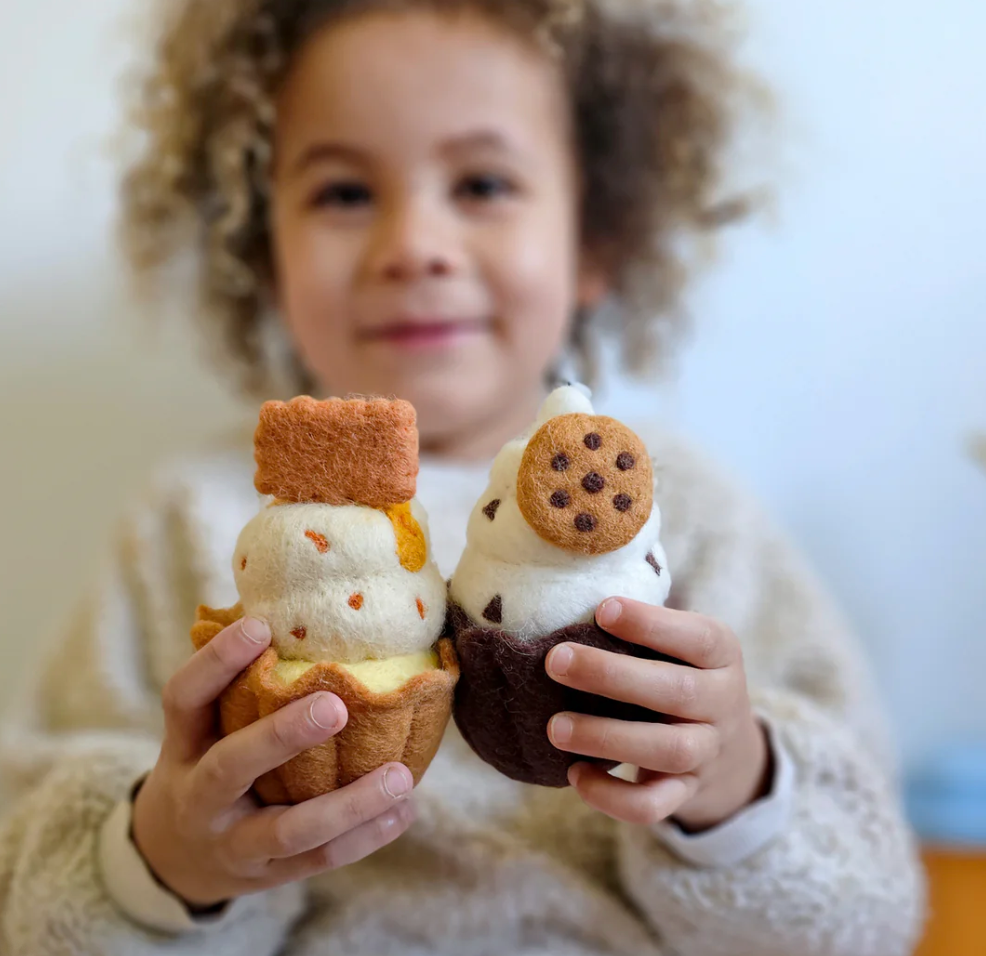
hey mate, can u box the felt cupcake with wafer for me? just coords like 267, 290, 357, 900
191, 396, 458, 805
449, 385, 671, 787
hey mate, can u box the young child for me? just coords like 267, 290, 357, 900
0, 0, 926, 953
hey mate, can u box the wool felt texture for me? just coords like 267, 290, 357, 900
449, 385, 671, 640
2, 423, 927, 952
272, 649, 439, 695
191, 604, 459, 805
233, 497, 447, 664
518, 413, 653, 555
253, 396, 418, 506
449, 603, 680, 788
384, 501, 428, 572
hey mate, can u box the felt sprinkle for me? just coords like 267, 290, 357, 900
574, 513, 597, 532
291, 626, 307, 640
646, 552, 663, 576
483, 595, 503, 624
613, 493, 632, 513
483, 499, 501, 521
240, 556, 247, 570
582, 472, 605, 493
416, 597, 426, 619
349, 593, 364, 611
305, 530, 330, 553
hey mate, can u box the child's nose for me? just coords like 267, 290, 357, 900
368, 199, 462, 283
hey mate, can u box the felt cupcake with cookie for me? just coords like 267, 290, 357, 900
191, 396, 458, 805
448, 385, 671, 787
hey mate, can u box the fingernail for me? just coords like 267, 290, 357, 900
384, 766, 412, 799
241, 617, 270, 644
548, 644, 573, 677
309, 694, 340, 729
550, 714, 574, 745
596, 599, 623, 628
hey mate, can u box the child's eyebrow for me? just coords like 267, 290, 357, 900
440, 129, 524, 160
289, 129, 524, 178
290, 141, 366, 176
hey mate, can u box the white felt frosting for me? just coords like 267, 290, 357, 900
233, 498, 446, 664
448, 385, 671, 640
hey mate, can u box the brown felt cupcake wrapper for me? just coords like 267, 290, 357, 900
449, 602, 675, 788
191, 604, 459, 804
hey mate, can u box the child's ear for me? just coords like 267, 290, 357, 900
576, 248, 612, 309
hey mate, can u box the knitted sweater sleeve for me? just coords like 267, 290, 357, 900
0, 474, 306, 955
614, 441, 927, 956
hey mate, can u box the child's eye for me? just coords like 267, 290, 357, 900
310, 181, 373, 209
456, 174, 515, 202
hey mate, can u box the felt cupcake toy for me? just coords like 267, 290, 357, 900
191, 396, 458, 805
448, 385, 672, 787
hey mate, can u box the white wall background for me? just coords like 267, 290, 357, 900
1, 0, 983, 778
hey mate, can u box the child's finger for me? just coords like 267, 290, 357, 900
548, 713, 718, 774
234, 763, 413, 866
595, 598, 739, 670
189, 692, 348, 818
567, 762, 699, 827
545, 642, 723, 721
262, 799, 416, 886
161, 617, 273, 762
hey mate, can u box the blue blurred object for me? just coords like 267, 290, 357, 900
905, 743, 986, 846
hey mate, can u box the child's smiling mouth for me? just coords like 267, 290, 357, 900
358, 317, 493, 351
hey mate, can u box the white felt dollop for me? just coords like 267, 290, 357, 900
448, 385, 671, 640
233, 498, 446, 664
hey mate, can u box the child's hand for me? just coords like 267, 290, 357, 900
545, 598, 770, 831
132, 617, 415, 909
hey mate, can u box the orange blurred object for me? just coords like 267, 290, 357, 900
914, 845, 986, 956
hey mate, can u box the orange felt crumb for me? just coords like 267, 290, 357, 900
291, 626, 307, 640
349, 593, 364, 611
416, 597, 426, 619
305, 530, 330, 553
240, 556, 247, 570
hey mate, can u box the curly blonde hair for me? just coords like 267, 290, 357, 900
120, 0, 761, 399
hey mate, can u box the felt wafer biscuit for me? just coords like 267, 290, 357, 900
254, 396, 418, 506
516, 413, 652, 554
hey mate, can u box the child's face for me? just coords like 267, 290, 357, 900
270, 9, 602, 456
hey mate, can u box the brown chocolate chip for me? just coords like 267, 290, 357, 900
550, 490, 571, 508
551, 453, 570, 472
574, 513, 597, 532
582, 472, 605, 493
646, 552, 662, 576
483, 499, 501, 521
613, 493, 632, 512
483, 595, 503, 624
616, 452, 635, 471
584, 432, 602, 451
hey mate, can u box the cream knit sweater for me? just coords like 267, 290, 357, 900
0, 423, 926, 955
